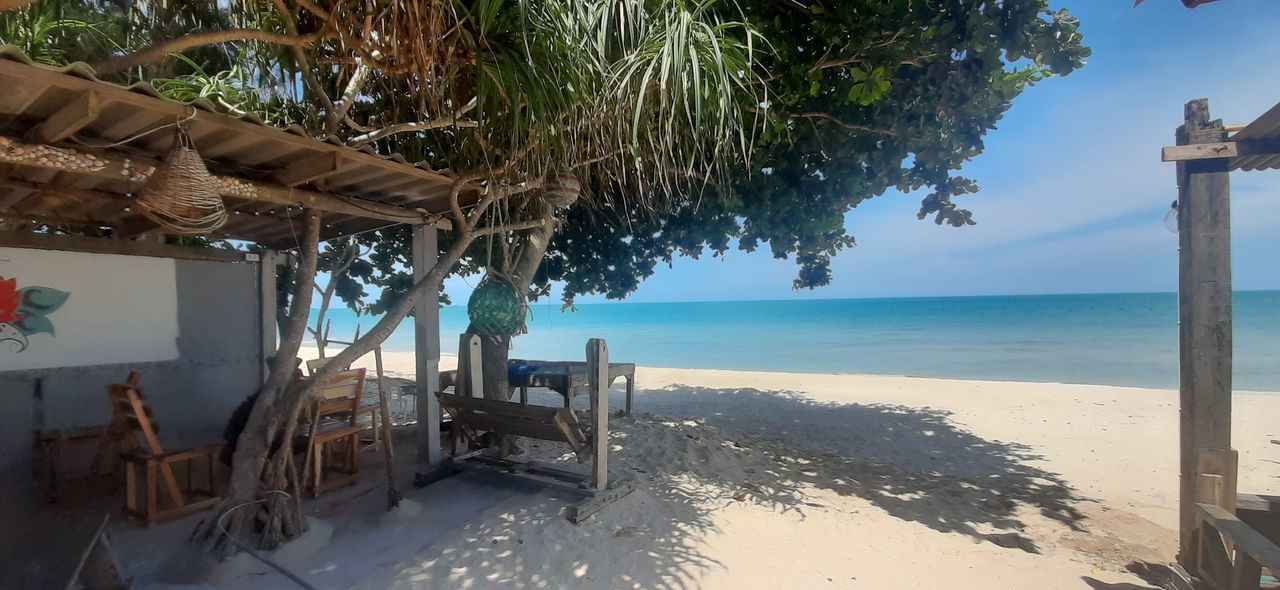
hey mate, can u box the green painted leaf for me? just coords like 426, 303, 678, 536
15, 310, 54, 336
19, 287, 69, 314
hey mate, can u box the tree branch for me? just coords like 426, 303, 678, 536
474, 217, 551, 236
270, 0, 334, 115
326, 64, 370, 136
347, 118, 478, 146
94, 29, 328, 76
346, 98, 479, 146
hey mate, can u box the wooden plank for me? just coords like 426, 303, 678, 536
445, 409, 567, 442
274, 152, 343, 187
587, 338, 609, 491
66, 513, 130, 590
1176, 98, 1233, 566
0, 230, 250, 262
1197, 448, 1239, 512
1231, 552, 1262, 590
1161, 138, 1280, 163
568, 479, 637, 524
1197, 503, 1280, 575
412, 225, 442, 464
259, 249, 279, 383
30, 90, 100, 144
1164, 142, 1238, 162
1236, 494, 1280, 513
438, 393, 569, 422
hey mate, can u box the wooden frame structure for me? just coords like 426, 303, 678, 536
433, 336, 635, 523
107, 378, 224, 526
0, 47, 458, 479
1162, 98, 1280, 586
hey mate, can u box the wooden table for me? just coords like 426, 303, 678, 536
441, 359, 637, 415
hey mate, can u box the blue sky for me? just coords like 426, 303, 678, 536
440, 1, 1280, 305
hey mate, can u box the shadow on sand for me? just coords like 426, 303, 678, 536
629, 384, 1087, 551
371, 383, 1089, 589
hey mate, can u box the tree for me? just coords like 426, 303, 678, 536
356, 1, 1091, 396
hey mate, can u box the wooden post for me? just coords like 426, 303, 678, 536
258, 249, 280, 384
466, 335, 484, 398
1176, 98, 1233, 567
412, 225, 442, 464
587, 338, 609, 491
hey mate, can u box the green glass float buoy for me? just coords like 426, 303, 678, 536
467, 276, 525, 336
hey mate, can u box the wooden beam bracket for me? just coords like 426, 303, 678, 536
29, 90, 100, 144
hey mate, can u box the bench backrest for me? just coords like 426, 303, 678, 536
438, 393, 590, 460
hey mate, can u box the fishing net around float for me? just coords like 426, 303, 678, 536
467, 276, 526, 336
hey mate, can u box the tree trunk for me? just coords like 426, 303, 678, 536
199, 212, 321, 553
473, 205, 556, 402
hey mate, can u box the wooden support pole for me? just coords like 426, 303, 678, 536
258, 249, 280, 384
587, 338, 609, 491
412, 225, 442, 464
1176, 98, 1233, 567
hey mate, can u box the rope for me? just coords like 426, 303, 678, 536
215, 491, 318, 590
72, 107, 198, 149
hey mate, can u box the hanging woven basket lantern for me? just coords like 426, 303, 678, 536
135, 123, 227, 235
542, 174, 581, 209
467, 276, 525, 336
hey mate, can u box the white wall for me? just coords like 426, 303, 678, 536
0, 247, 180, 370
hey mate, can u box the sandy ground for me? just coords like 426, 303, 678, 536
292, 346, 1280, 590
14, 347, 1280, 589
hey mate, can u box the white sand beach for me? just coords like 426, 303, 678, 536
278, 347, 1280, 589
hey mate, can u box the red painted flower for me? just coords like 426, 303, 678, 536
0, 277, 18, 324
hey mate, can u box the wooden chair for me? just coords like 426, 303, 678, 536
304, 368, 367, 497
435, 337, 634, 523
305, 357, 336, 377
307, 357, 383, 451
106, 379, 223, 526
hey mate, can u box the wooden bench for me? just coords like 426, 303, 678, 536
432, 337, 635, 522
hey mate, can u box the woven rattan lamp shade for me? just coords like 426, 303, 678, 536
136, 125, 227, 234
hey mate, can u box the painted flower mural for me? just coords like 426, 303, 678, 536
0, 275, 69, 352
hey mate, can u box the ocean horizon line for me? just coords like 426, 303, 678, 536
313, 288, 1280, 311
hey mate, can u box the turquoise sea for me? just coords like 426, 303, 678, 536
310, 291, 1280, 391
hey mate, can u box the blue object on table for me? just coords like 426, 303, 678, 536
508, 362, 539, 380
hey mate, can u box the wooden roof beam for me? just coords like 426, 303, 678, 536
29, 90, 101, 144
275, 152, 344, 187
1161, 137, 1280, 162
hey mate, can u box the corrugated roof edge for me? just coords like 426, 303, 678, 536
0, 44, 453, 175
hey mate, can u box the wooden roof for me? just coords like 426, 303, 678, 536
1161, 99, 1280, 173
1229, 101, 1280, 172
0, 46, 479, 248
